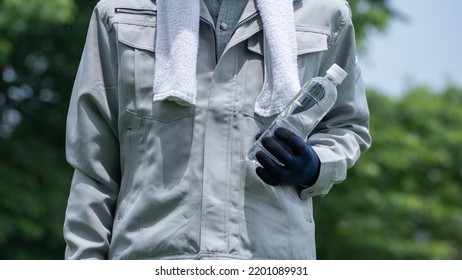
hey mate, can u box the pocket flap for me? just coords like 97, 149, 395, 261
117, 23, 157, 53
248, 30, 328, 55
296, 31, 328, 54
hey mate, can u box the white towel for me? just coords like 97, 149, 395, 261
153, 0, 200, 106
153, 0, 300, 117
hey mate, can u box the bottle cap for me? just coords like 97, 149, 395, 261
326, 64, 348, 85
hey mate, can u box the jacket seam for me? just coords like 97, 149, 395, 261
328, 3, 350, 48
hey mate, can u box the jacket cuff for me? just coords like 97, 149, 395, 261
299, 146, 346, 199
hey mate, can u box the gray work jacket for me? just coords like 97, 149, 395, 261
64, 0, 371, 260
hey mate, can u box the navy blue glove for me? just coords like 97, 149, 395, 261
255, 127, 320, 187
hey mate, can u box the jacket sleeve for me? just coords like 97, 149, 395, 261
63, 5, 120, 259
300, 6, 371, 199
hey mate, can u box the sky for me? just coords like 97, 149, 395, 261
359, 0, 462, 97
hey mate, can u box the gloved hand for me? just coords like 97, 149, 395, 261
255, 127, 320, 187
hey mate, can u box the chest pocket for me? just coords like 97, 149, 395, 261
247, 28, 328, 79
116, 20, 195, 122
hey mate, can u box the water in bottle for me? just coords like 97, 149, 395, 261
247, 63, 348, 166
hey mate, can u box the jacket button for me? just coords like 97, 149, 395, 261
220, 22, 228, 31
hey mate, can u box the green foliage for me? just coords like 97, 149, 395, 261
0, 0, 96, 259
0, 0, 76, 29
0, 0, 77, 64
0, 119, 73, 259
315, 87, 462, 259
348, 0, 399, 51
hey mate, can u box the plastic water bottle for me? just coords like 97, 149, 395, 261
247, 63, 347, 166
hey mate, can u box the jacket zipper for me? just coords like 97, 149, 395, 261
229, 11, 259, 41
200, 17, 219, 63
114, 7, 157, 17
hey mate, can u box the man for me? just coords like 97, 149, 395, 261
64, 0, 371, 259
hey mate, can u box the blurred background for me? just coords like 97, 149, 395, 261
0, 0, 461, 259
